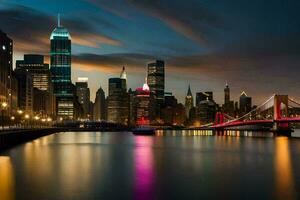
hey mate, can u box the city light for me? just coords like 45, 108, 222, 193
24, 114, 29, 119
1, 102, 7, 108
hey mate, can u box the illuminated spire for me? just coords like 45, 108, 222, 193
120, 66, 127, 79
143, 77, 149, 91
187, 84, 192, 96
58, 13, 61, 27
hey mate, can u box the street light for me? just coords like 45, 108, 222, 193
1, 102, 8, 130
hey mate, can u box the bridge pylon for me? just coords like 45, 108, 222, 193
273, 95, 291, 135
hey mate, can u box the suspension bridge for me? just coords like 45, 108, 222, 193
209, 94, 300, 135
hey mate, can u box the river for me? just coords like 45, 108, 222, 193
0, 130, 300, 200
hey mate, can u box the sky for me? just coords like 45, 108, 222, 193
1, 0, 300, 105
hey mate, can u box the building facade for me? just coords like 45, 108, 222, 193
75, 78, 91, 119
133, 80, 151, 125
16, 54, 55, 116
239, 91, 252, 116
185, 85, 193, 118
107, 68, 128, 124
14, 68, 33, 115
147, 60, 165, 117
0, 30, 13, 115
93, 87, 106, 121
50, 18, 74, 119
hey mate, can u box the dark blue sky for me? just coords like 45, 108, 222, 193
1, 0, 300, 104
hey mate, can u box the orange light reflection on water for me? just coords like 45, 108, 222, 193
0, 156, 15, 200
274, 137, 296, 200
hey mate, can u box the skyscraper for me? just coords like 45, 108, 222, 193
16, 54, 55, 116
16, 55, 51, 91
50, 16, 73, 119
133, 78, 151, 125
147, 60, 165, 115
239, 91, 252, 116
0, 30, 13, 114
222, 83, 234, 117
185, 84, 193, 118
75, 77, 90, 119
224, 83, 230, 105
93, 87, 106, 121
107, 67, 128, 124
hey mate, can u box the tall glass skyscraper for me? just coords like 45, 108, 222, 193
50, 16, 73, 119
147, 60, 165, 103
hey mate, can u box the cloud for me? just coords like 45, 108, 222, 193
72, 53, 156, 73
87, 0, 223, 45
0, 3, 122, 54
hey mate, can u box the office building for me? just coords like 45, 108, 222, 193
93, 87, 106, 121
239, 91, 252, 116
15, 68, 33, 115
133, 79, 151, 125
147, 60, 165, 117
50, 16, 74, 119
107, 67, 128, 124
16, 54, 55, 116
222, 83, 234, 117
0, 30, 13, 115
75, 77, 91, 119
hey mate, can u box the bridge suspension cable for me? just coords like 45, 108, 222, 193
225, 94, 275, 124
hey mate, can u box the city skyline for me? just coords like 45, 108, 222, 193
0, 1, 300, 104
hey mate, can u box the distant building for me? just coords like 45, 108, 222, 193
15, 68, 33, 115
0, 30, 13, 115
50, 17, 74, 119
128, 88, 135, 126
196, 91, 213, 106
107, 67, 128, 124
93, 87, 106, 121
196, 99, 216, 125
239, 91, 252, 116
161, 94, 186, 126
16, 54, 55, 116
147, 60, 165, 118
222, 83, 234, 117
185, 85, 193, 118
75, 78, 91, 119
133, 79, 151, 125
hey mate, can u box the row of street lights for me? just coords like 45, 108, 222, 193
0, 102, 53, 130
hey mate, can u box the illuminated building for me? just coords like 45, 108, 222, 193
16, 55, 51, 91
147, 60, 165, 117
16, 54, 55, 116
107, 67, 128, 124
75, 77, 91, 119
239, 91, 252, 116
133, 78, 151, 125
0, 30, 13, 115
185, 84, 193, 118
50, 16, 74, 119
93, 87, 106, 121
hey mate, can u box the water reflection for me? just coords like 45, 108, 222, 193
0, 156, 15, 200
134, 136, 154, 200
274, 137, 296, 200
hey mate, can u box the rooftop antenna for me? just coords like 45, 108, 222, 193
58, 13, 61, 27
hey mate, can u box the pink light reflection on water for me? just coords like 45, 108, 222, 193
134, 136, 155, 200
